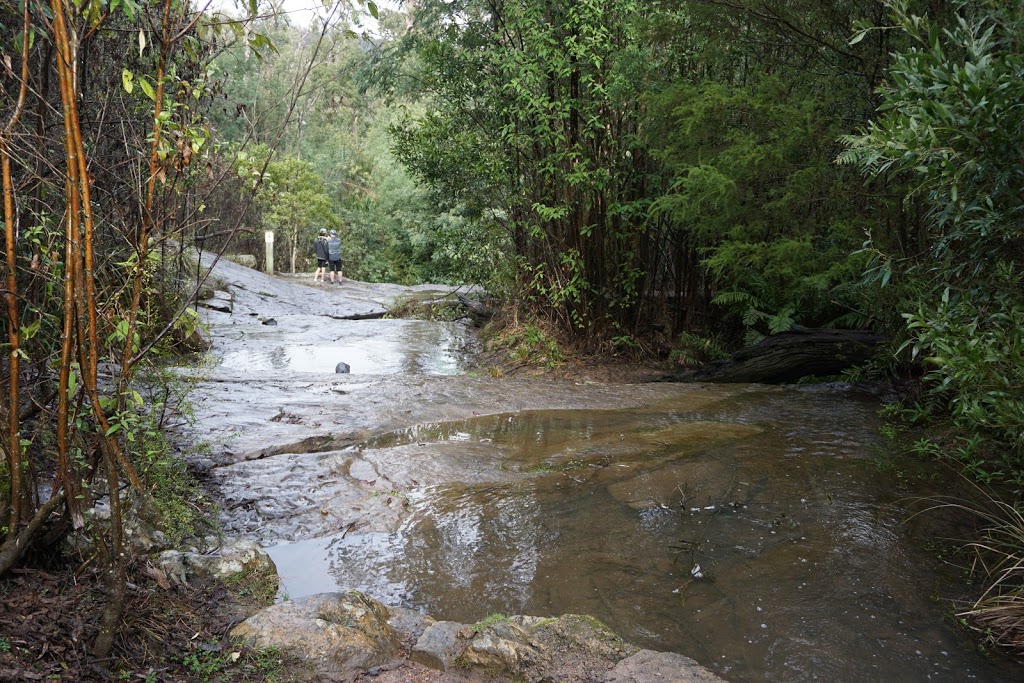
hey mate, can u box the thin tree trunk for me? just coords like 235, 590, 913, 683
2, 0, 33, 537
91, 453, 124, 659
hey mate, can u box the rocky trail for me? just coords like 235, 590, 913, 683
185, 256, 728, 682
172, 256, 1023, 683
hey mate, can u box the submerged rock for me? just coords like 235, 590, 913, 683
230, 591, 402, 682
605, 649, 728, 682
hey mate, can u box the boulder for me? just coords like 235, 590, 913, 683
335, 361, 351, 373
410, 620, 466, 671
156, 539, 276, 586
461, 627, 543, 673
386, 606, 435, 647
230, 591, 403, 682
225, 254, 257, 268
455, 614, 636, 683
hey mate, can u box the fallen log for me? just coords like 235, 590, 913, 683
675, 328, 884, 384
456, 293, 499, 326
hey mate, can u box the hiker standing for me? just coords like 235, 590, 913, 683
326, 229, 343, 284
312, 228, 329, 283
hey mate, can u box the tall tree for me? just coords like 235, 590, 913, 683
394, 0, 668, 347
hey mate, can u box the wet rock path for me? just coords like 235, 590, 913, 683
187, 257, 735, 681
186, 256, 1024, 683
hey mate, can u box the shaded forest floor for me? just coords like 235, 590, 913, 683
0, 560, 314, 682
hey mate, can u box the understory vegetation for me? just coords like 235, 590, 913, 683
2, 0, 1023, 673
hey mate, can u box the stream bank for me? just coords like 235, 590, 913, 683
187, 257, 1022, 682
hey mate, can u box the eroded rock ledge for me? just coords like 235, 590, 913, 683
230, 590, 727, 683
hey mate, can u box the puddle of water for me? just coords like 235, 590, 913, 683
266, 390, 1022, 682
217, 320, 470, 374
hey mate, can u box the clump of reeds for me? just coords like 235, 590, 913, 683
920, 489, 1024, 653
956, 495, 1024, 653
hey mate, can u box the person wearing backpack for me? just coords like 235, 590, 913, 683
326, 229, 343, 284
312, 228, 329, 283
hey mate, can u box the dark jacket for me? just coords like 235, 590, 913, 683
313, 236, 329, 261
327, 236, 342, 261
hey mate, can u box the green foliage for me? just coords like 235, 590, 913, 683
669, 332, 729, 368
650, 76, 869, 338
121, 365, 212, 545
182, 646, 233, 681
393, 0, 663, 344
841, 0, 1024, 485
470, 613, 510, 633
260, 155, 339, 274
209, 18, 472, 285
486, 321, 564, 370
224, 563, 280, 606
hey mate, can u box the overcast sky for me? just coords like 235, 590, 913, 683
205, 0, 399, 30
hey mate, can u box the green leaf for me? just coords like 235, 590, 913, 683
249, 0, 257, 17
367, 1, 378, 19
20, 319, 40, 340
139, 77, 156, 102
122, 69, 134, 94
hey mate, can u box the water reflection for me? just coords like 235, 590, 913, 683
217, 319, 470, 374
268, 391, 1021, 682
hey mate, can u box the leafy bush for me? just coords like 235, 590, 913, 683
841, 0, 1024, 485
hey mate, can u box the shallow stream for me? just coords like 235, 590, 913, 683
195, 267, 1019, 682
267, 387, 1015, 682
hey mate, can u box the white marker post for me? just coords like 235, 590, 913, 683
264, 231, 274, 274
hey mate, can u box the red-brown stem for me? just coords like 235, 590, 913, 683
1, 0, 34, 536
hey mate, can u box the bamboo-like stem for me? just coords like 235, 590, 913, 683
117, 0, 174, 406
91, 450, 124, 659
1, 0, 34, 537
50, 0, 142, 492
50, 0, 85, 527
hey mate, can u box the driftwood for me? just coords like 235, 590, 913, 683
456, 293, 498, 326
678, 328, 884, 384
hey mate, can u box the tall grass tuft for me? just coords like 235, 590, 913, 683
918, 487, 1024, 653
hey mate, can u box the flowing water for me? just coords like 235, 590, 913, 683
267, 385, 1019, 682
194, 263, 1017, 681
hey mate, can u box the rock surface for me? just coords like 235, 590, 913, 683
410, 621, 465, 671
229, 590, 729, 682
155, 539, 277, 586
230, 591, 403, 682
605, 650, 728, 682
